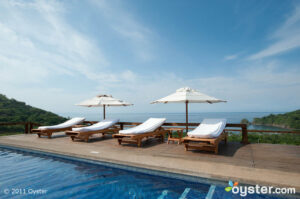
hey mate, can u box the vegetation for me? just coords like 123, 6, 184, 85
252, 110, 300, 129
227, 132, 300, 145
240, 118, 250, 126
0, 94, 66, 133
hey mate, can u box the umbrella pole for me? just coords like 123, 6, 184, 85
185, 101, 188, 133
103, 105, 106, 120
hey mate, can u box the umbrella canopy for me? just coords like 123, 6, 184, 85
151, 87, 226, 132
151, 87, 226, 104
76, 94, 133, 119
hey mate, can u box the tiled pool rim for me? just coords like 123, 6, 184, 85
0, 144, 299, 198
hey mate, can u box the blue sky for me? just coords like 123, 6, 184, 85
0, 0, 299, 116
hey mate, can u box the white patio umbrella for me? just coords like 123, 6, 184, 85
151, 87, 226, 132
76, 94, 133, 120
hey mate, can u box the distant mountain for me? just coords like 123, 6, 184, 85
0, 94, 67, 132
252, 110, 300, 130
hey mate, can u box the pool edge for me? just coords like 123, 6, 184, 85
0, 143, 227, 186
0, 142, 299, 198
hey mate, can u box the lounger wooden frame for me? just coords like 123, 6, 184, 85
31, 126, 81, 139
65, 126, 120, 142
182, 131, 227, 154
113, 127, 168, 147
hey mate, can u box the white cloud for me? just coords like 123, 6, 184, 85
249, 5, 300, 59
95, 59, 300, 113
0, 0, 150, 112
121, 70, 137, 82
224, 54, 239, 61
0, 0, 145, 87
0, 0, 299, 114
90, 0, 155, 61
242, 61, 300, 86
0, 0, 109, 83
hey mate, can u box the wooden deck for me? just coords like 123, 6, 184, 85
0, 133, 299, 190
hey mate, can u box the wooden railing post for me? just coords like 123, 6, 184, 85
25, 122, 29, 134
29, 122, 33, 134
241, 125, 249, 144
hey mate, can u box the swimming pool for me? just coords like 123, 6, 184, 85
0, 147, 294, 199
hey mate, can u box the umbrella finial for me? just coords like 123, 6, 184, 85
176, 87, 194, 92
97, 94, 112, 97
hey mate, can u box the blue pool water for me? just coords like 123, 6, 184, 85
0, 147, 292, 199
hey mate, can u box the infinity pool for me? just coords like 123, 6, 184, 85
0, 147, 292, 199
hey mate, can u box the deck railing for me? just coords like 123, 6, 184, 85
83, 121, 300, 144
116, 122, 250, 143
0, 122, 40, 134
0, 121, 299, 144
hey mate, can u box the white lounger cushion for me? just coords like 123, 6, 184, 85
119, 118, 166, 135
187, 119, 227, 138
38, 117, 85, 130
72, 119, 119, 132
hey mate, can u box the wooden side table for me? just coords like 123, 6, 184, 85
166, 128, 184, 144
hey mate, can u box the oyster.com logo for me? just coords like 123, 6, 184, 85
225, 181, 238, 192
224, 180, 296, 197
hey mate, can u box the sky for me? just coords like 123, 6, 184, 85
0, 0, 300, 116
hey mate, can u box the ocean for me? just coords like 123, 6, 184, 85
61, 112, 286, 131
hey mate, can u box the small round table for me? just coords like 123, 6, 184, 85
166, 127, 184, 144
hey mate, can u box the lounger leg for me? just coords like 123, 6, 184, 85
47, 133, 52, 139
224, 133, 228, 144
71, 136, 75, 141
137, 139, 141, 147
184, 143, 189, 151
214, 144, 219, 154
84, 137, 89, 142
160, 134, 164, 143
118, 138, 122, 145
37, 133, 41, 138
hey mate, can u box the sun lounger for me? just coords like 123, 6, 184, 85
113, 118, 168, 147
182, 119, 227, 154
65, 119, 120, 142
31, 117, 85, 138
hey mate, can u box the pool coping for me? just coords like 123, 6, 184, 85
0, 144, 227, 186
1, 143, 299, 198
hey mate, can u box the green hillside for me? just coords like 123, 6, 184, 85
0, 94, 67, 133
252, 110, 300, 130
